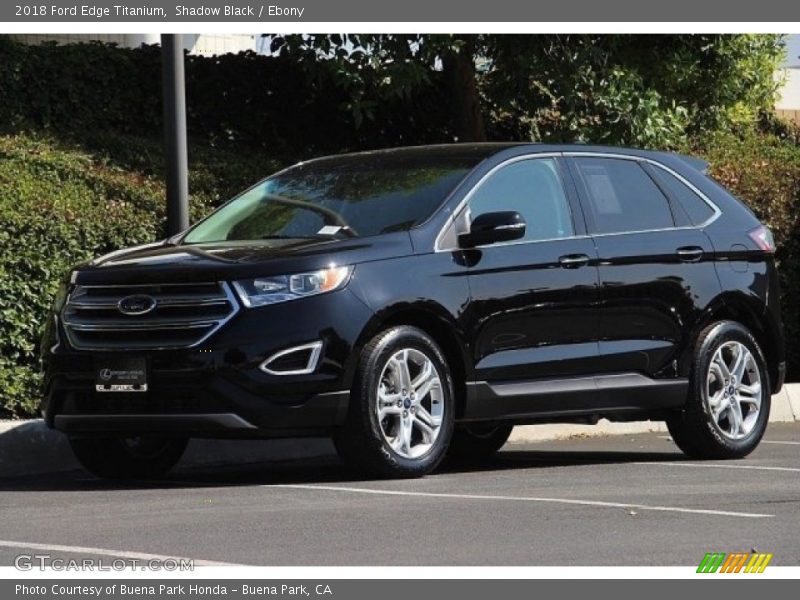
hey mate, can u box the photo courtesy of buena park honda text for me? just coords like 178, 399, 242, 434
0, 0, 799, 596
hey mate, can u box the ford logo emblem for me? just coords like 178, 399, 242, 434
117, 294, 157, 316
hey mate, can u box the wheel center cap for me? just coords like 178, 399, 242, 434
727, 385, 736, 396
403, 397, 412, 409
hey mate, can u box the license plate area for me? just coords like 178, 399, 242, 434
95, 357, 148, 392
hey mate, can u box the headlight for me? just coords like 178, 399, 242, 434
232, 265, 353, 308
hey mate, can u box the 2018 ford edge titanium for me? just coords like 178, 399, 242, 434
41, 143, 786, 479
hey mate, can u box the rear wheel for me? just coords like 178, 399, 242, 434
448, 424, 513, 458
68, 435, 188, 479
333, 326, 455, 478
667, 321, 770, 460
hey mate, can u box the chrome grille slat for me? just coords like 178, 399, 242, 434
68, 321, 218, 331
62, 281, 239, 350
69, 297, 229, 309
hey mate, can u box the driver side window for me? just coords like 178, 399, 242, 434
467, 158, 574, 243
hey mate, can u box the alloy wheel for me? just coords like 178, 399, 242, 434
705, 341, 763, 440
375, 348, 445, 459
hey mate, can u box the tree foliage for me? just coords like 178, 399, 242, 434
487, 35, 785, 146
269, 34, 786, 148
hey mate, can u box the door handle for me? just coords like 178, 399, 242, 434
676, 246, 704, 262
559, 254, 590, 268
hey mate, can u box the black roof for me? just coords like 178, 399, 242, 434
295, 143, 521, 168
292, 142, 708, 175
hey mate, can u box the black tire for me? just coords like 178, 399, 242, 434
666, 320, 770, 460
68, 435, 188, 479
448, 423, 514, 458
333, 325, 455, 478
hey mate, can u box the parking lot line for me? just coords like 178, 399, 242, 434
271, 484, 773, 518
761, 440, 800, 446
658, 436, 800, 446
0, 539, 239, 566
636, 462, 800, 473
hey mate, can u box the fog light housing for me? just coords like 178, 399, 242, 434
260, 341, 323, 375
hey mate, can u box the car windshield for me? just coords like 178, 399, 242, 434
182, 154, 479, 243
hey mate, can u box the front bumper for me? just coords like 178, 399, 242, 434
51, 394, 349, 439
42, 288, 372, 438
46, 384, 350, 438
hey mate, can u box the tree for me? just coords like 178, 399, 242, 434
440, 36, 486, 142
267, 34, 786, 149
485, 35, 785, 147
267, 34, 489, 142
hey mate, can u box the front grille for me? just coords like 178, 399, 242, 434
62, 282, 239, 350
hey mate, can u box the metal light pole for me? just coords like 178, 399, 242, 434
161, 34, 189, 236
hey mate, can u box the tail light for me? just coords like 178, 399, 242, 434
748, 226, 776, 253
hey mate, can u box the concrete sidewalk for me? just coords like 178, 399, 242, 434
2, 384, 797, 478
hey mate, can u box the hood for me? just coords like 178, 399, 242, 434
73, 232, 413, 285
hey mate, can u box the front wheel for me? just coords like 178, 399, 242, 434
667, 321, 770, 460
68, 435, 188, 479
333, 326, 455, 478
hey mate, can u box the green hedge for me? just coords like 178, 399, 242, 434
0, 134, 156, 416
698, 130, 800, 378
0, 132, 278, 417
0, 38, 453, 156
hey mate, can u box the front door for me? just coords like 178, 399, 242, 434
455, 157, 601, 418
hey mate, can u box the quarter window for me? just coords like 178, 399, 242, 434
467, 158, 574, 243
574, 158, 675, 234
651, 166, 715, 226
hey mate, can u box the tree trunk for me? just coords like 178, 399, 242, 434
442, 41, 487, 142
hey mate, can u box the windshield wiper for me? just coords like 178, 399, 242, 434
261, 193, 360, 237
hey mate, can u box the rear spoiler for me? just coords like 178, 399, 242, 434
676, 154, 710, 175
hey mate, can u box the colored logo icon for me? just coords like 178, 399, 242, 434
697, 552, 773, 573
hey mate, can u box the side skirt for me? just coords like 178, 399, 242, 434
461, 373, 688, 423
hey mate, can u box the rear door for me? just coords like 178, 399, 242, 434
567, 155, 721, 385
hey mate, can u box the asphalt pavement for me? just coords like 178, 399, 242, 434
1, 423, 798, 566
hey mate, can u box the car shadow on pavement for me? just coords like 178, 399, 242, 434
0, 446, 686, 492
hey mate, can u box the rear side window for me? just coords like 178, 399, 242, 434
651, 166, 715, 226
573, 158, 675, 234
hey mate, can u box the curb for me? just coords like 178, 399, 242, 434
1, 384, 797, 478
508, 419, 667, 444
786, 385, 800, 421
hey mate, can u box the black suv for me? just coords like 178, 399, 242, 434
42, 144, 786, 479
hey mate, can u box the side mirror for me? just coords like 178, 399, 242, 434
458, 211, 526, 249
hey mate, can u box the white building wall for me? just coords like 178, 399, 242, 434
6, 34, 256, 56
776, 68, 800, 110
184, 34, 256, 56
